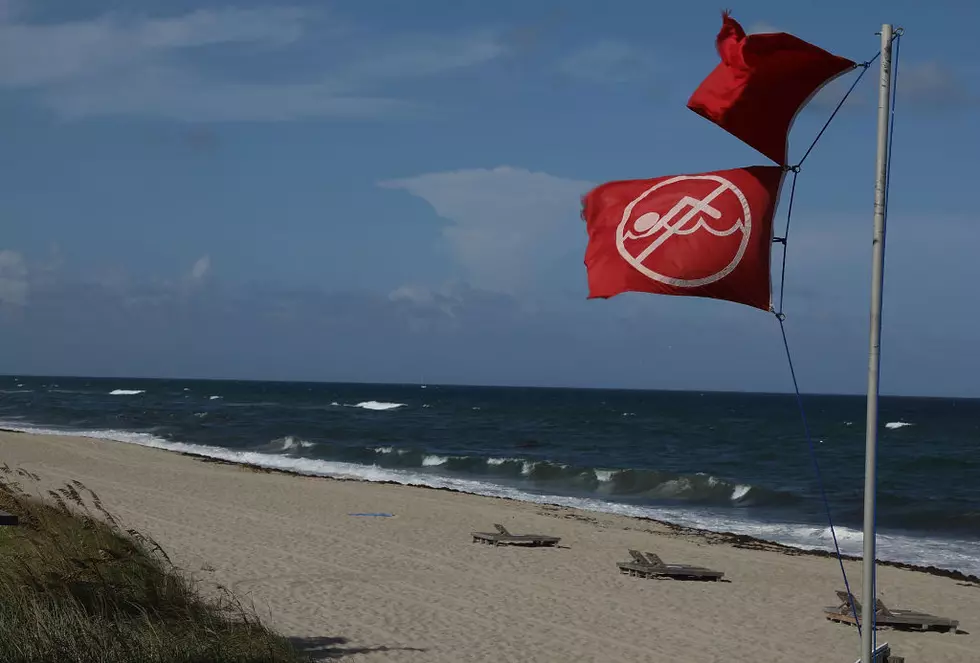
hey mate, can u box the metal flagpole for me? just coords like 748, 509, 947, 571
861, 22, 894, 663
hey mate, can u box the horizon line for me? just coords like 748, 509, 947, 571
2, 373, 974, 402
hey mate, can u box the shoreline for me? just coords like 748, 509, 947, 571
4, 426, 977, 583
184, 450, 980, 585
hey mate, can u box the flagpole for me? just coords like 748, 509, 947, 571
861, 22, 893, 663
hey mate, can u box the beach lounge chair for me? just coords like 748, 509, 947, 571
824, 589, 959, 633
470, 523, 561, 547
0, 510, 17, 526
826, 589, 864, 621
616, 549, 724, 581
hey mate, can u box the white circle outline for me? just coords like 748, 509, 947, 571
615, 174, 752, 288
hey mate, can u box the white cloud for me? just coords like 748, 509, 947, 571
389, 284, 443, 307
189, 255, 211, 281
0, 249, 28, 306
341, 31, 504, 81
777, 212, 980, 330
388, 283, 464, 332
134, 8, 307, 49
746, 21, 781, 34
807, 67, 869, 112
0, 8, 308, 89
380, 167, 593, 293
897, 61, 978, 108
557, 39, 656, 83
0, 7, 507, 121
44, 65, 409, 122
810, 60, 977, 113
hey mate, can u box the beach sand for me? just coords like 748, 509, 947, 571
1, 430, 975, 662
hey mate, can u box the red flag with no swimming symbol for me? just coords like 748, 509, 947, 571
686, 12, 856, 165
581, 166, 785, 311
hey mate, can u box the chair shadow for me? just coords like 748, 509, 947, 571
289, 636, 427, 661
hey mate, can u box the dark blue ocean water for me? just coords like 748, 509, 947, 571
1, 376, 978, 574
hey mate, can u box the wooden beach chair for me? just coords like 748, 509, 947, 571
825, 589, 864, 622
824, 591, 873, 627
470, 523, 560, 547
616, 549, 724, 581
824, 589, 959, 633
0, 510, 18, 527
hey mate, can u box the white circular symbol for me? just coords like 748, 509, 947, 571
615, 174, 752, 288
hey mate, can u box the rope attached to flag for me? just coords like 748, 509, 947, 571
771, 31, 904, 639
774, 51, 878, 315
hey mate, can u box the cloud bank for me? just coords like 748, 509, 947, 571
0, 6, 507, 121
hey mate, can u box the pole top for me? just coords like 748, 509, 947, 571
876, 25, 904, 37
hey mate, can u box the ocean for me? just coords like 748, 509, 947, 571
1, 376, 977, 575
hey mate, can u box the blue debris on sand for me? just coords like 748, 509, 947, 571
348, 512, 395, 517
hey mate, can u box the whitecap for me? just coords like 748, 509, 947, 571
109, 389, 144, 396
885, 421, 913, 430
352, 401, 405, 411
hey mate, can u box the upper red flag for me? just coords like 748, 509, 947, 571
582, 165, 784, 311
687, 12, 856, 165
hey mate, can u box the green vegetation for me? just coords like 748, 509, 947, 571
0, 464, 310, 663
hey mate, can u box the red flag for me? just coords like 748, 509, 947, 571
582, 166, 784, 311
687, 12, 856, 165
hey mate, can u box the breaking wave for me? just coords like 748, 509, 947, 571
274, 436, 315, 452
109, 389, 145, 396
288, 446, 790, 507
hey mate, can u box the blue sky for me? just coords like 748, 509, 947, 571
1, 0, 978, 396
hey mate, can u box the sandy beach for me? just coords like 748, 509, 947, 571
1, 430, 975, 662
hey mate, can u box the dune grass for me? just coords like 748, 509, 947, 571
0, 463, 311, 663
